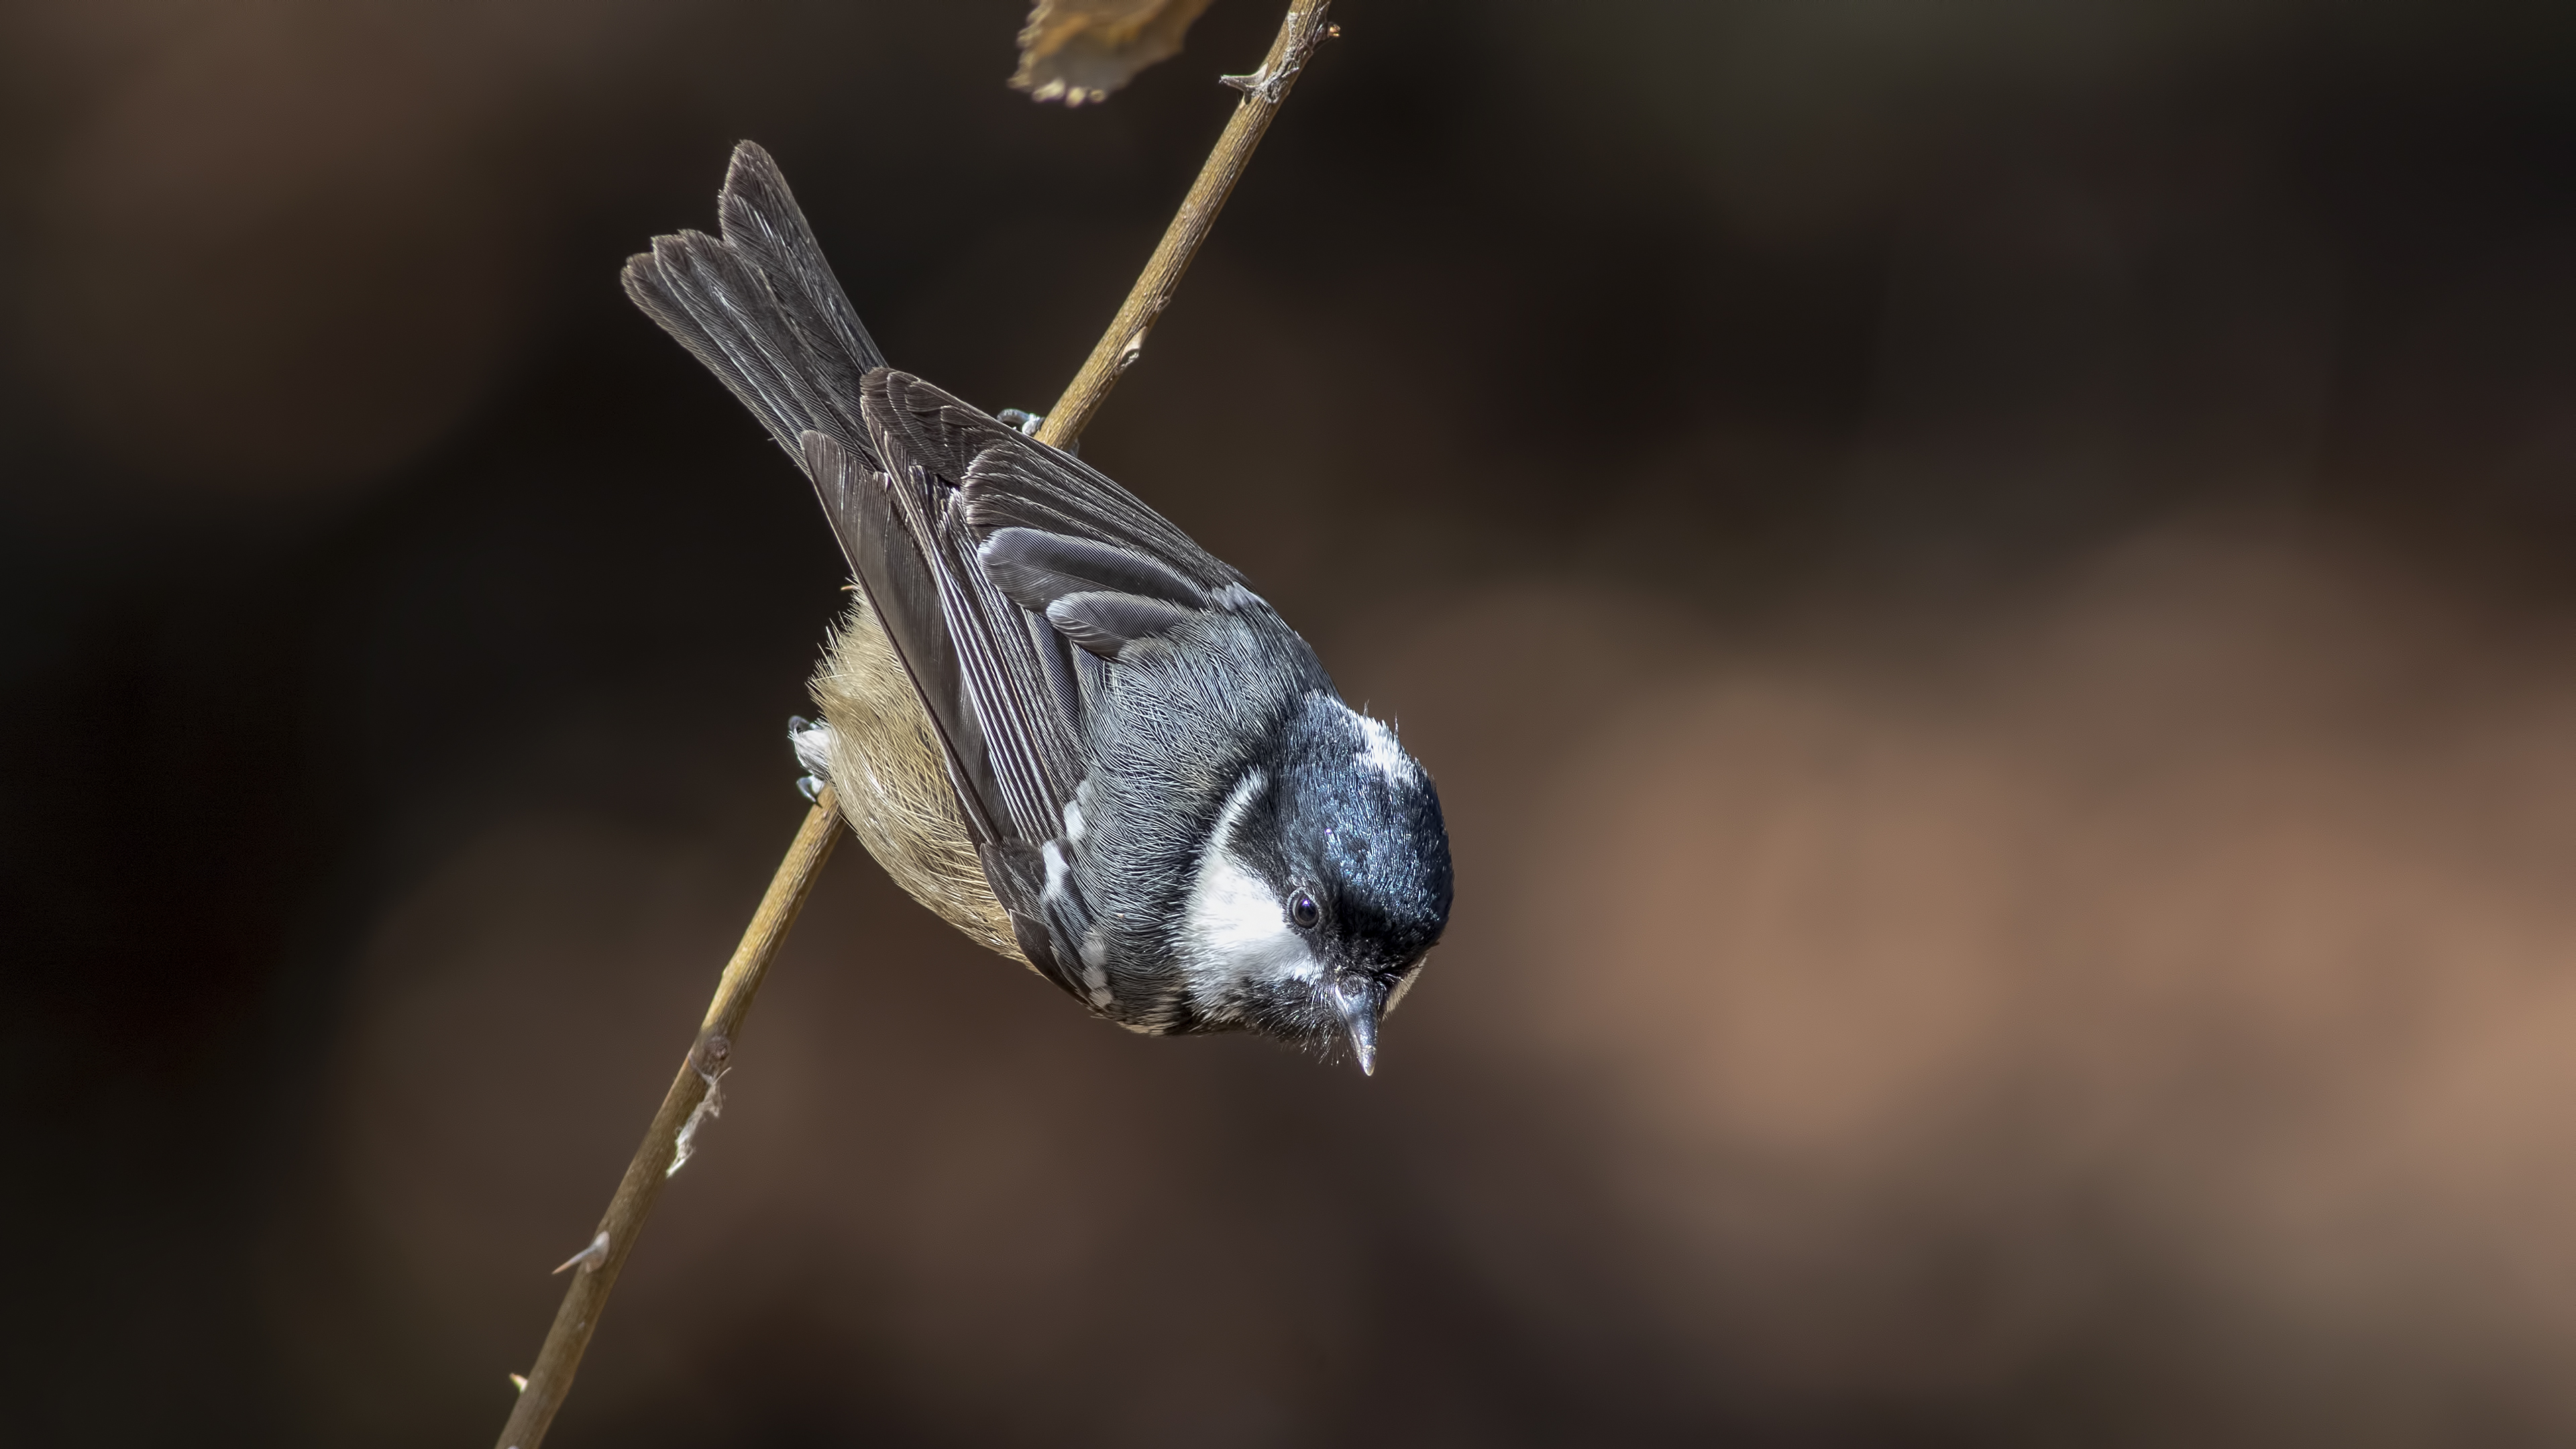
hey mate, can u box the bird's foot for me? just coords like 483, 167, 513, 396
995, 408, 1077, 455
788, 714, 835, 802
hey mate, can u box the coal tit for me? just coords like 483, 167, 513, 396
623, 144, 1452, 1072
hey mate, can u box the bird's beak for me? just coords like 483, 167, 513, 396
1334, 980, 1383, 1076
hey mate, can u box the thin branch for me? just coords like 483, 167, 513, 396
491, 792, 841, 1449
488, 5, 1335, 1446
1035, 0, 1335, 450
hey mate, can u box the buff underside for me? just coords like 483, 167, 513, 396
809, 590, 1029, 965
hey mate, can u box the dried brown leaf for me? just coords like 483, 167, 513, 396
1010, 0, 1218, 106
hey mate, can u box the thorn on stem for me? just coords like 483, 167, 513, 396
508, 1373, 529, 1393
553, 1232, 609, 1275
1220, 65, 1296, 103
1221, 5, 1332, 103
667, 1050, 730, 1178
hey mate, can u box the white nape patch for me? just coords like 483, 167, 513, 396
1179, 771, 1320, 999
1349, 709, 1419, 785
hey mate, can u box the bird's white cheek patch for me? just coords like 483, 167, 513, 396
1177, 771, 1317, 1000
1180, 847, 1318, 990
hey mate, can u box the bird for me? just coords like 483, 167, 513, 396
622, 142, 1452, 1073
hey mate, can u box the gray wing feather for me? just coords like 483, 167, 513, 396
796, 433, 1001, 843
959, 445, 1243, 598
862, 375, 1087, 845
1046, 592, 1197, 658
980, 528, 1209, 611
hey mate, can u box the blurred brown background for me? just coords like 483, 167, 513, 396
8, 0, 2576, 1444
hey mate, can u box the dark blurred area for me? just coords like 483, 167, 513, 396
9, 0, 2576, 1443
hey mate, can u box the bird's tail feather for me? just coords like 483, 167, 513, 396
621, 141, 888, 465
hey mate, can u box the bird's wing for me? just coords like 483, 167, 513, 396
857, 366, 1266, 812
860, 371, 1275, 984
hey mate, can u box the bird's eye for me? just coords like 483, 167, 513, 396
1289, 890, 1321, 929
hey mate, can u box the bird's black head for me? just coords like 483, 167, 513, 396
1174, 691, 1452, 1072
